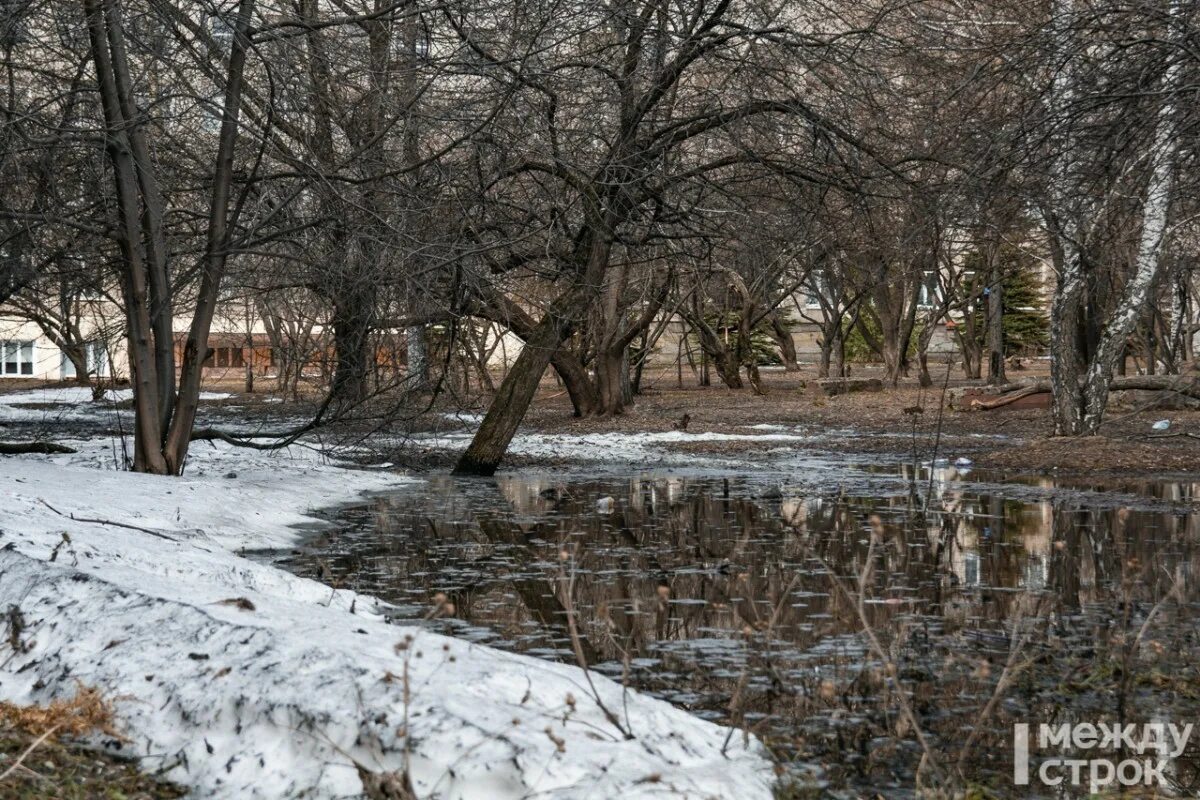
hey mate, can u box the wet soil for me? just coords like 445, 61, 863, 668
513, 367, 1200, 477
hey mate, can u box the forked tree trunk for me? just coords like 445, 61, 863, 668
85, 0, 169, 473
1045, 0, 1087, 436
454, 296, 587, 475
87, 0, 255, 474
1077, 2, 1180, 434
454, 228, 614, 475
465, 290, 600, 416
161, 0, 256, 473
1080, 174, 1176, 431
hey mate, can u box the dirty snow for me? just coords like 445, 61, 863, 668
418, 428, 814, 465
0, 438, 774, 799
0, 385, 230, 424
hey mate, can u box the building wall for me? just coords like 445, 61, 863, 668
0, 316, 119, 381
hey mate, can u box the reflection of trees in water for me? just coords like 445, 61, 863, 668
289, 474, 1200, 791
321, 474, 1198, 652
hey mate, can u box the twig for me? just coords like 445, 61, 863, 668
559, 545, 633, 740
816, 535, 945, 788
0, 723, 60, 782
38, 499, 180, 541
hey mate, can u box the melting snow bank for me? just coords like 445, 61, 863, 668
0, 443, 774, 799
417, 428, 815, 466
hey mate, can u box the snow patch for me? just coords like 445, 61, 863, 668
416, 429, 812, 466
0, 444, 774, 799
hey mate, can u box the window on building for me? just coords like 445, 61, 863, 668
208, 346, 245, 368
917, 270, 939, 309
963, 551, 980, 587
60, 341, 109, 379
804, 271, 828, 309
2, 341, 35, 375
86, 341, 109, 377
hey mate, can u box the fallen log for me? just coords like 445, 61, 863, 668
0, 442, 77, 455
970, 385, 1045, 410
189, 428, 306, 450
954, 376, 1200, 411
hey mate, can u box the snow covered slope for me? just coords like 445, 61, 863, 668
0, 442, 774, 799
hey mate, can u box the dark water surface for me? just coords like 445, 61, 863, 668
275, 461, 1200, 797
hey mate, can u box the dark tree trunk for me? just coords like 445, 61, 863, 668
551, 349, 599, 417
594, 346, 633, 414
768, 311, 799, 371
1050, 248, 1087, 435
817, 337, 832, 378
454, 310, 572, 476
455, 226, 614, 475
63, 345, 90, 386
329, 286, 375, 406
986, 264, 1006, 385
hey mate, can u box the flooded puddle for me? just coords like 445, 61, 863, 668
275, 462, 1200, 796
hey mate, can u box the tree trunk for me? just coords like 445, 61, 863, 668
455, 225, 614, 475
85, 0, 168, 474
406, 324, 428, 389
63, 345, 90, 386
832, 320, 849, 378
986, 262, 1006, 385
595, 347, 631, 415
881, 327, 904, 386
161, 0, 255, 473
551, 349, 599, 417
1079, 31, 1179, 434
1050, 245, 1086, 435
769, 311, 799, 371
817, 336, 832, 378
454, 305, 576, 475
329, 286, 375, 405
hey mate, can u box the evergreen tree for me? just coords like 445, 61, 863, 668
971, 246, 1049, 356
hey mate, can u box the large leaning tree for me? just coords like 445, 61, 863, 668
450, 0, 891, 475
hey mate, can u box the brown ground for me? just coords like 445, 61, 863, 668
513, 365, 1200, 477
0, 690, 183, 800
0, 728, 184, 800
6, 363, 1199, 477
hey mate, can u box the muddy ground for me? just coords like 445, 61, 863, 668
507, 365, 1200, 477
5, 362, 1200, 477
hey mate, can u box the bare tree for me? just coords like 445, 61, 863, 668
452, 0, 888, 475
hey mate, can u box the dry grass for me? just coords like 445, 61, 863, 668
0, 686, 183, 799
0, 684, 122, 741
